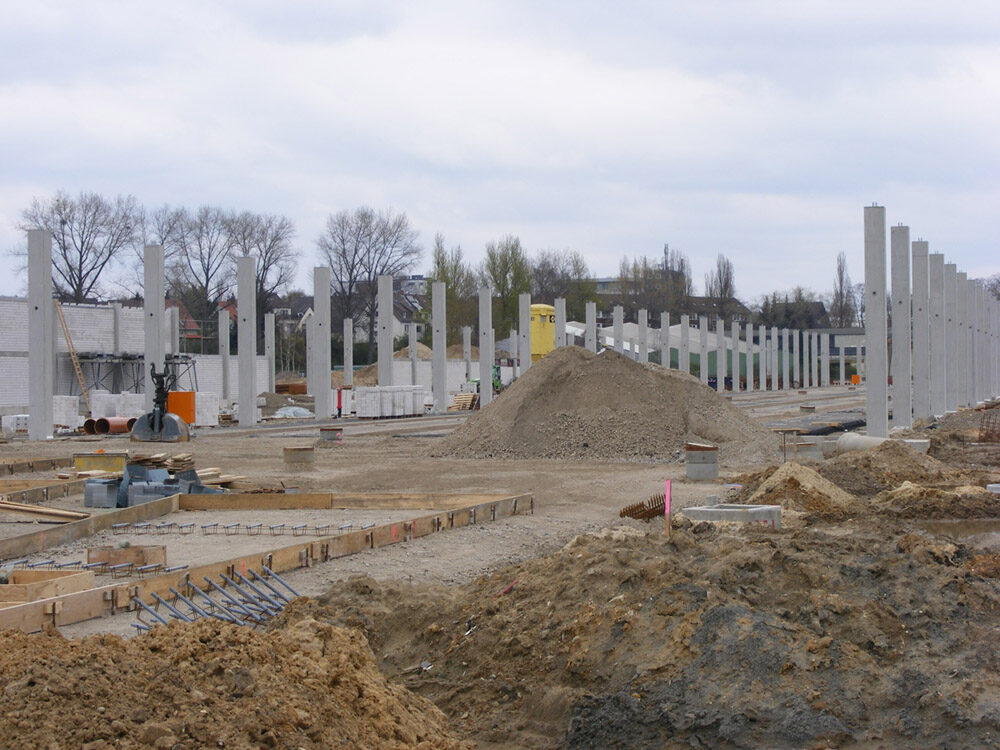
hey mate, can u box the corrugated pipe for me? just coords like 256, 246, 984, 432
95, 417, 133, 435
83, 418, 97, 435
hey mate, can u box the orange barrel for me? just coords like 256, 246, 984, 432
166, 391, 196, 424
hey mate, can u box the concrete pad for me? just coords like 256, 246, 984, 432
682, 503, 781, 528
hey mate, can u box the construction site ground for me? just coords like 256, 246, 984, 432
2, 376, 1000, 749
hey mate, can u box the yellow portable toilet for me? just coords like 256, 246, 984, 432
530, 303, 556, 362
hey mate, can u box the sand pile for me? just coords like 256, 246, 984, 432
331, 363, 378, 387
446, 343, 478, 359
0, 617, 466, 749
873, 481, 1000, 519
745, 462, 858, 518
308, 522, 1000, 748
434, 347, 778, 464
818, 441, 951, 497
394, 343, 433, 360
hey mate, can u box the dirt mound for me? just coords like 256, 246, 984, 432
0, 617, 466, 749
307, 521, 1000, 748
745, 462, 858, 518
434, 347, 778, 464
818, 440, 951, 497
447, 343, 478, 359
874, 482, 1000, 519
395, 343, 433, 360
331, 363, 378, 387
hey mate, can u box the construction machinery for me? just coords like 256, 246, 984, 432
130, 363, 190, 442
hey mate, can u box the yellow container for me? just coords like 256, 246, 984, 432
530, 304, 556, 362
166, 391, 196, 425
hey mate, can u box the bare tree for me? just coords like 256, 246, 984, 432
983, 273, 1000, 301
704, 253, 737, 319
829, 252, 857, 327
662, 245, 693, 314
19, 190, 142, 302
478, 235, 531, 336
317, 207, 421, 361
168, 206, 236, 325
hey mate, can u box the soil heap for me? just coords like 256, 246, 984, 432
0, 617, 467, 749
745, 461, 858, 518
305, 521, 1000, 749
394, 343, 433, 360
434, 347, 778, 464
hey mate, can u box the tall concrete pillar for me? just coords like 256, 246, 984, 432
165, 306, 180, 355
462, 326, 472, 381
660, 312, 670, 368
237, 256, 257, 427
518, 293, 532, 371
699, 317, 709, 384
890, 226, 911, 426
792, 329, 800, 388
758, 324, 767, 390
478, 288, 493, 406
944, 263, 959, 412
928, 254, 946, 414
554, 298, 567, 348
432, 281, 447, 413
343, 318, 354, 388
975, 284, 986, 403
511, 329, 519, 378
264, 312, 275, 393
585, 302, 597, 352
408, 322, 418, 385
955, 270, 969, 407
112, 303, 122, 356
639, 309, 648, 362
745, 324, 754, 392
612, 305, 624, 354
964, 276, 976, 406
313, 266, 332, 419
838, 337, 845, 386
28, 230, 54, 440
376, 275, 394, 387
731, 321, 741, 392
770, 326, 779, 390
680, 315, 690, 374
810, 332, 818, 387
219, 309, 230, 401
782, 328, 790, 390
910, 241, 930, 419
864, 205, 889, 437
306, 316, 316, 397
143, 245, 165, 413
715, 319, 726, 391
821, 333, 831, 388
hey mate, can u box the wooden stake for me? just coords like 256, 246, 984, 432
664, 479, 672, 537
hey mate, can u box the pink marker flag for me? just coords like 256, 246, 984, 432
664, 479, 671, 516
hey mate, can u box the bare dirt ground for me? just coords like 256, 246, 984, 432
1, 373, 998, 748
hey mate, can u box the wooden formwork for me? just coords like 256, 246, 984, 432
0, 492, 533, 633
0, 457, 74, 476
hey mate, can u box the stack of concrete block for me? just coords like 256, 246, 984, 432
89, 391, 118, 419
117, 393, 147, 418
53, 395, 81, 428
2, 414, 30, 434
354, 387, 379, 418
685, 443, 719, 480
194, 392, 219, 426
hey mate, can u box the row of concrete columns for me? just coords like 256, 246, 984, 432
864, 205, 999, 438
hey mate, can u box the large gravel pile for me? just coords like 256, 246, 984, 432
435, 346, 778, 464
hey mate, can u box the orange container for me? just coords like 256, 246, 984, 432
166, 391, 196, 424
851, 374, 860, 385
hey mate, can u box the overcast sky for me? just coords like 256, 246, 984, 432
2, 1, 998, 303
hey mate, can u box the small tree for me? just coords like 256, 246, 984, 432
478, 235, 531, 336
829, 252, 857, 327
426, 233, 476, 345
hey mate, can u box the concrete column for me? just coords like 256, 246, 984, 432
680, 315, 690, 374
343, 318, 354, 388
699, 316, 709, 384
511, 329, 519, 378
758, 324, 767, 390
732, 321, 741, 392
112, 303, 122, 355
432, 281, 447, 413
864, 205, 888, 437
613, 305, 624, 355
912, 255, 933, 409
975, 284, 986, 403
408, 322, 418, 385
782, 328, 790, 390
237, 256, 257, 426
821, 333, 831, 388
792, 329, 800, 388
518, 293, 532, 371
889, 226, 911, 426
810, 332, 818, 387
305, 316, 316, 397
928, 253, 945, 415
462, 326, 472, 381
770, 326, 779, 390
964, 276, 976, 406
478, 288, 493, 406
28, 230, 54, 440
264, 312, 275, 393
944, 263, 959, 412
143, 244, 165, 413
554, 297, 566, 348
218, 309, 230, 401
660, 312, 670, 368
838, 337, 845, 386
376, 275, 394, 387
955, 270, 968, 408
639, 309, 648, 362
715, 319, 726, 391
313, 266, 332, 419
585, 302, 597, 352
745, 324, 754, 392
166, 306, 180, 355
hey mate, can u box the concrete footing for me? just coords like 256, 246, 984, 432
682, 503, 782, 528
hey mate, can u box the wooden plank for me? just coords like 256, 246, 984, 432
180, 493, 334, 511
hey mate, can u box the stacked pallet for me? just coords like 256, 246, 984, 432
448, 393, 479, 411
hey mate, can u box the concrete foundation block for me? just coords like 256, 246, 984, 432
685, 443, 719, 480
682, 503, 782, 528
